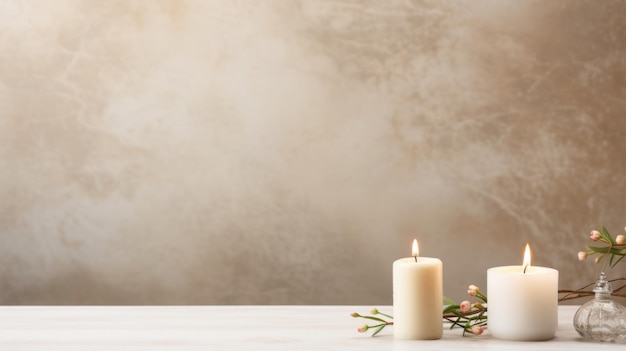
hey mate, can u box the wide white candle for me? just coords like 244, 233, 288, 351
393, 239, 443, 340
487, 244, 559, 341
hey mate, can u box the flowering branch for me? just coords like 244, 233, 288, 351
442, 285, 487, 336
351, 285, 487, 337
577, 226, 626, 269
351, 308, 393, 336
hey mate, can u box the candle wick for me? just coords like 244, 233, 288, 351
523, 264, 528, 274
414, 256, 417, 263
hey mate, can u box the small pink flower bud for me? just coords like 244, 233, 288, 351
471, 325, 484, 335
590, 230, 600, 241
357, 324, 369, 333
578, 251, 587, 261
460, 300, 471, 313
350, 312, 360, 318
616, 235, 625, 245
467, 284, 479, 296
370, 308, 379, 315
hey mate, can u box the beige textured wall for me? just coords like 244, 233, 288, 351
1, 0, 625, 305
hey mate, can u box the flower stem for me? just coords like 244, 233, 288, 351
376, 311, 393, 319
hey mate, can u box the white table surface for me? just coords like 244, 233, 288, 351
0, 305, 622, 350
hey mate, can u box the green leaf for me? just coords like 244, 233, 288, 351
610, 254, 625, 268
601, 226, 616, 245
587, 245, 610, 253
359, 316, 387, 323
443, 304, 459, 314
443, 296, 456, 305
371, 325, 385, 337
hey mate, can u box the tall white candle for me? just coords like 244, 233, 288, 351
487, 243, 559, 341
393, 239, 443, 340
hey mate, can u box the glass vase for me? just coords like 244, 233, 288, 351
573, 272, 626, 342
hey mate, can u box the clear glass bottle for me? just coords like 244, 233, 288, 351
573, 272, 626, 342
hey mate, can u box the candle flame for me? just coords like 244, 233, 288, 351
523, 243, 531, 273
412, 239, 419, 258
